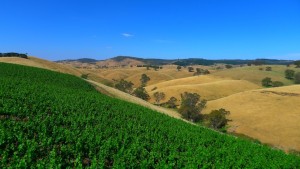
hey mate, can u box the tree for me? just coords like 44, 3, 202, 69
285, 69, 295, 80
295, 72, 300, 84
194, 68, 210, 76
165, 97, 177, 108
265, 67, 272, 71
261, 77, 272, 87
207, 108, 230, 130
115, 79, 134, 93
153, 92, 165, 104
178, 92, 206, 122
188, 67, 194, 72
140, 74, 150, 87
177, 65, 182, 71
272, 81, 284, 87
294, 60, 300, 68
133, 86, 150, 100
225, 65, 233, 69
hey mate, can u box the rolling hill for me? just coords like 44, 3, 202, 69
204, 85, 300, 151
1, 62, 299, 168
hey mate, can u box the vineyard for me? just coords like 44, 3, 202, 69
0, 62, 299, 168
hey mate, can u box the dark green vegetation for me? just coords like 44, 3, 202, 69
114, 79, 134, 94
178, 92, 206, 122
0, 52, 28, 59
0, 63, 299, 168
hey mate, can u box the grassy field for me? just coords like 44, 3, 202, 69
204, 85, 300, 151
1, 62, 299, 168
212, 65, 299, 86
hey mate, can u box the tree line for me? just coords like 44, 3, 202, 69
0, 52, 28, 59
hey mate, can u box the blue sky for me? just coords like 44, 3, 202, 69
0, 0, 299, 61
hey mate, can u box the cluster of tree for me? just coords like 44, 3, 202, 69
177, 92, 230, 131
295, 61, 300, 68
115, 74, 151, 101
0, 52, 28, 59
193, 68, 210, 76
137, 65, 163, 70
261, 77, 284, 87
285, 69, 300, 84
225, 64, 233, 69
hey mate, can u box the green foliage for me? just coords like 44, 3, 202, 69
140, 74, 150, 86
133, 86, 150, 100
188, 67, 194, 72
265, 66, 272, 71
294, 60, 300, 68
295, 72, 300, 84
285, 69, 295, 79
194, 68, 210, 76
272, 81, 284, 87
178, 92, 206, 122
206, 109, 230, 130
262, 77, 272, 87
0, 63, 299, 168
0, 52, 28, 59
153, 92, 165, 104
225, 64, 233, 69
164, 97, 177, 108
115, 79, 134, 93
176, 65, 182, 71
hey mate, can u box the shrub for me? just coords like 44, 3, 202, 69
262, 77, 272, 87
285, 69, 295, 79
115, 79, 134, 93
153, 92, 165, 104
265, 67, 272, 71
295, 72, 300, 84
165, 97, 177, 108
133, 86, 150, 100
272, 81, 284, 87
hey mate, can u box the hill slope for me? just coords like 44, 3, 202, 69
204, 85, 300, 151
1, 62, 299, 168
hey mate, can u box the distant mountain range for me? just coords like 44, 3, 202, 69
56, 56, 295, 67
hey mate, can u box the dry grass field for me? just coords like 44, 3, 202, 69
146, 76, 261, 103
204, 85, 300, 151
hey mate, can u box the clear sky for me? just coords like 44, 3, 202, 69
1, 0, 299, 61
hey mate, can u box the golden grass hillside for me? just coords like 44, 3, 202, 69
212, 65, 299, 86
204, 85, 300, 151
87, 65, 199, 87
0, 57, 82, 76
146, 75, 261, 103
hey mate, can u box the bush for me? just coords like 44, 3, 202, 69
153, 92, 165, 104
285, 69, 295, 79
265, 67, 272, 71
165, 97, 177, 108
262, 77, 272, 87
115, 79, 134, 93
295, 72, 300, 84
272, 81, 284, 87
188, 67, 194, 72
133, 86, 150, 100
